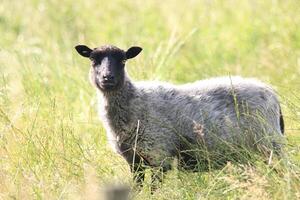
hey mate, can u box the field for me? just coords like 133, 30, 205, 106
1, 0, 300, 199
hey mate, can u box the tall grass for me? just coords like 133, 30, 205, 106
0, 0, 300, 199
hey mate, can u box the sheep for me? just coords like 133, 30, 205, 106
74, 44, 284, 188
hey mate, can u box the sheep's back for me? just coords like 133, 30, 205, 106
135, 76, 281, 148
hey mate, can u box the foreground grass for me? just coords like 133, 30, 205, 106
0, 0, 300, 199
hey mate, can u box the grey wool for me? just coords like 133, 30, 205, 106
75, 44, 284, 187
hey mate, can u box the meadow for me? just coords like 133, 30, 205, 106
0, 0, 300, 199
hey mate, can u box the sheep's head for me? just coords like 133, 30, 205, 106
75, 44, 142, 92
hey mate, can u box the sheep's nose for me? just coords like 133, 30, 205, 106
103, 75, 114, 81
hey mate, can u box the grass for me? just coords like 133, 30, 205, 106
0, 0, 300, 199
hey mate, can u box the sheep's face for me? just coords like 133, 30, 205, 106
75, 44, 142, 92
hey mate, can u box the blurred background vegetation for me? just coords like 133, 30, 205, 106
0, 0, 300, 199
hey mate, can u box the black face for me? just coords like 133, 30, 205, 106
92, 49, 126, 91
75, 44, 142, 92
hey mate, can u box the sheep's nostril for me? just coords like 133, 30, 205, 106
103, 75, 115, 81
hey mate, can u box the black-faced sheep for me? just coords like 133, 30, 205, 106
75, 44, 284, 188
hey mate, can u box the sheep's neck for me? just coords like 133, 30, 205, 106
98, 79, 136, 138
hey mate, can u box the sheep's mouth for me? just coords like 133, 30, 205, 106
96, 81, 117, 91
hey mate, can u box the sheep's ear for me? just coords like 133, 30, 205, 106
75, 45, 92, 58
126, 46, 142, 59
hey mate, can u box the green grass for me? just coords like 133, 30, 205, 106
1, 0, 300, 199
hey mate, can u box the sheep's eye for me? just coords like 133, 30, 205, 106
121, 59, 126, 64
90, 53, 104, 63
91, 60, 101, 68
91, 59, 97, 65
91, 57, 103, 64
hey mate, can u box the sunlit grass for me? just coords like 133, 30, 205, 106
0, 0, 300, 199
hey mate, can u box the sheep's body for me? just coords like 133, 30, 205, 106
97, 75, 283, 170
75, 44, 284, 187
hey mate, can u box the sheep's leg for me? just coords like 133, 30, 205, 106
150, 164, 171, 193
178, 151, 198, 171
150, 167, 163, 192
119, 143, 146, 188
137, 147, 173, 192
131, 162, 145, 188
